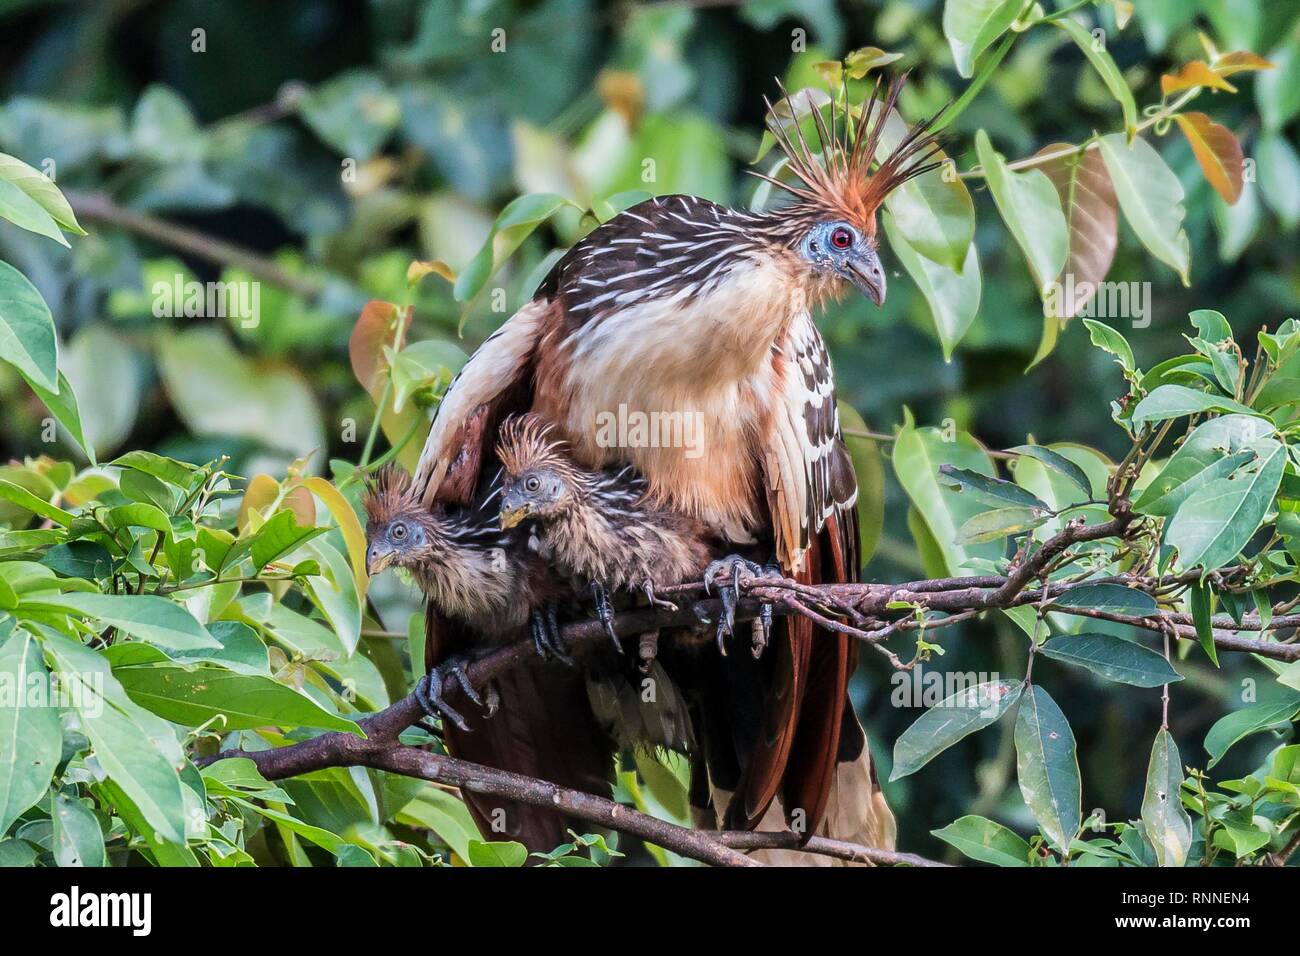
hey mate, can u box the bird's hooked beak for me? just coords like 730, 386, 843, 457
366, 543, 397, 575
500, 503, 531, 530
844, 248, 887, 307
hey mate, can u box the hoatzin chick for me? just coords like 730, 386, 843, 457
496, 413, 707, 637
495, 412, 776, 662
410, 73, 941, 856
362, 466, 568, 730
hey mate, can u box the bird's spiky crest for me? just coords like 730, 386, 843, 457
496, 413, 576, 480
362, 465, 419, 526
754, 71, 947, 235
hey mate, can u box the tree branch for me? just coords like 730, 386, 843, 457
65, 190, 325, 299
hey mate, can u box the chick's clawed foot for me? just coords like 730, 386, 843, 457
704, 556, 782, 657
531, 603, 575, 666
590, 581, 622, 653
415, 655, 483, 733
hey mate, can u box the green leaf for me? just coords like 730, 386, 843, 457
939, 465, 1049, 510
0, 153, 84, 235
0, 259, 58, 392
246, 509, 325, 571
467, 839, 529, 867
25, 593, 219, 651
0, 478, 73, 526
1165, 438, 1286, 571
892, 414, 1002, 576
0, 177, 68, 247
1050, 582, 1158, 616
297, 70, 399, 161
0, 630, 62, 833
1008, 444, 1092, 497
42, 631, 187, 844
890, 679, 1023, 780
1204, 692, 1300, 767
1054, 19, 1138, 139
838, 404, 884, 565
1097, 133, 1190, 284
942, 0, 1022, 78
111, 451, 200, 490
876, 112, 975, 272
24, 371, 92, 464
931, 814, 1031, 866
114, 665, 362, 734
1134, 414, 1275, 516
974, 130, 1069, 295
955, 506, 1049, 544
1256, 33, 1300, 130
1188, 581, 1219, 666
1253, 347, 1300, 410
1129, 384, 1258, 423
882, 212, 981, 359
1257, 131, 1300, 230
1041, 633, 1182, 687
1082, 319, 1135, 375
1015, 685, 1080, 855
1189, 308, 1232, 343
1140, 729, 1192, 867
396, 788, 479, 862
51, 792, 106, 867
453, 193, 581, 303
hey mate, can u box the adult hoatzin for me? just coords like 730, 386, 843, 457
410, 74, 942, 857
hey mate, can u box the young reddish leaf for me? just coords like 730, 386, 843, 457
237, 474, 281, 533
348, 300, 404, 398
1035, 144, 1118, 320
1161, 61, 1237, 95
1212, 51, 1274, 78
1174, 112, 1244, 204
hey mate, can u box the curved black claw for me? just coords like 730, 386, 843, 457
704, 555, 765, 655
531, 604, 575, 666
415, 657, 479, 733
643, 582, 678, 612
751, 562, 782, 658
590, 581, 622, 653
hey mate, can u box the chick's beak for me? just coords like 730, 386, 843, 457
366, 543, 397, 575
845, 249, 887, 307
500, 505, 529, 530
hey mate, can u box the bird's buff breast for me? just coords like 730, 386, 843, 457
537, 264, 797, 541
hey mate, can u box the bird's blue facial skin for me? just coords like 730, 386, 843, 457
800, 220, 887, 306
386, 520, 425, 552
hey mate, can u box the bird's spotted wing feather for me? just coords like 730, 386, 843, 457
766, 312, 857, 571
727, 312, 859, 833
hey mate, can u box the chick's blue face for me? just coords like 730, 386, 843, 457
499, 468, 568, 529
800, 219, 886, 305
366, 518, 427, 574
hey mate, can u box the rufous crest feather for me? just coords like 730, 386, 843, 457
362, 465, 419, 526
496, 413, 578, 480
753, 70, 947, 235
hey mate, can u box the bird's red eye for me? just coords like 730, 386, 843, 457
830, 227, 853, 250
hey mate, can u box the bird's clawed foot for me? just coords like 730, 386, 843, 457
415, 655, 483, 733
643, 582, 678, 612
531, 603, 575, 666
704, 556, 782, 657
590, 581, 622, 653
